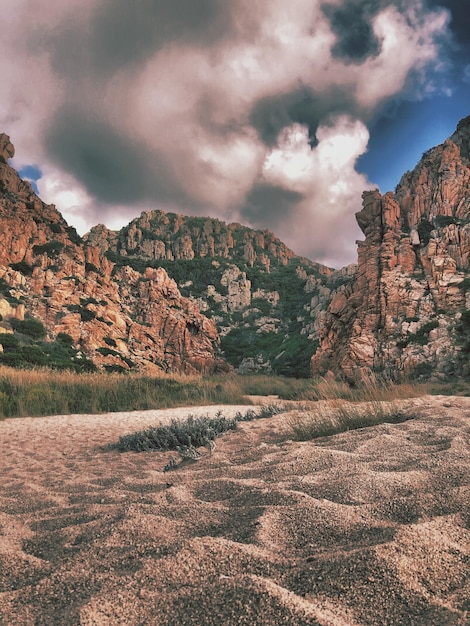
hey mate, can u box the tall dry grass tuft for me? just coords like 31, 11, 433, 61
301, 375, 431, 403
0, 366, 450, 420
287, 376, 425, 440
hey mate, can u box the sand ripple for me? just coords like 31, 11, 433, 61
1, 397, 469, 624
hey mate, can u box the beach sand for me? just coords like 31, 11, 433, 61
0, 396, 469, 625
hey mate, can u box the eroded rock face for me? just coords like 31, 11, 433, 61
85, 208, 338, 376
312, 116, 470, 380
0, 138, 224, 374
86, 210, 297, 267
0, 134, 14, 163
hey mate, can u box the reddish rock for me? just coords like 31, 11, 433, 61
0, 138, 224, 374
312, 117, 470, 380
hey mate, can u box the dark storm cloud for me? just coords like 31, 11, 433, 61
240, 184, 305, 229
3, 0, 451, 266
45, 104, 187, 206
428, 1, 470, 47
249, 86, 360, 146
322, 0, 383, 61
49, 0, 232, 80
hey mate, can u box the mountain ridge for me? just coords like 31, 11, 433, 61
84, 209, 345, 377
0, 117, 469, 380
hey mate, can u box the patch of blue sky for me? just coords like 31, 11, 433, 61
18, 165, 42, 193
358, 84, 470, 194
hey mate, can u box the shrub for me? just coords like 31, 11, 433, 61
411, 362, 434, 379
434, 215, 459, 228
235, 403, 285, 420
104, 364, 127, 373
97, 347, 120, 357
400, 319, 440, 347
459, 278, 470, 292
85, 262, 102, 275
67, 305, 96, 322
461, 309, 470, 330
49, 222, 62, 234
10, 260, 34, 275
112, 412, 239, 452
80, 297, 100, 306
417, 219, 433, 246
9, 317, 46, 339
66, 226, 83, 245
57, 332, 74, 345
0, 333, 19, 350
112, 405, 286, 453
32, 240, 64, 257
0, 278, 10, 294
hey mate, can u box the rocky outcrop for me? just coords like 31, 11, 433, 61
0, 133, 14, 163
86, 210, 299, 268
5, 113, 468, 381
0, 138, 225, 374
312, 116, 470, 380
85, 209, 337, 376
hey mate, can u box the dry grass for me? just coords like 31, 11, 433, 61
300, 375, 432, 403
287, 377, 425, 440
0, 367, 253, 418
0, 365, 463, 420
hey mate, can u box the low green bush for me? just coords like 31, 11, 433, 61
434, 215, 459, 228
0, 333, 20, 350
97, 347, 120, 357
112, 412, 239, 452
66, 226, 83, 245
417, 219, 433, 246
399, 319, 439, 347
111, 405, 286, 453
67, 305, 96, 322
459, 278, 470, 292
10, 260, 34, 276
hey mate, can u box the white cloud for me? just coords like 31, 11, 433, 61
0, 0, 452, 266
37, 171, 95, 234
355, 5, 450, 107
259, 117, 372, 265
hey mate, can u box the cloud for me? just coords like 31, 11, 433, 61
252, 117, 371, 266
47, 0, 233, 82
0, 0, 453, 266
323, 0, 383, 62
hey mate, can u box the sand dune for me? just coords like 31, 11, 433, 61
1, 396, 469, 625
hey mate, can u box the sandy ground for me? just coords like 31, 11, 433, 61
0, 396, 469, 625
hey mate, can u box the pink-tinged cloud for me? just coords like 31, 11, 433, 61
0, 0, 453, 266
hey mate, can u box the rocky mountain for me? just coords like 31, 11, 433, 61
312, 116, 470, 381
85, 211, 352, 377
0, 134, 225, 374
1, 115, 469, 381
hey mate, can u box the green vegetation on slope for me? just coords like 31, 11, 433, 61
0, 317, 96, 372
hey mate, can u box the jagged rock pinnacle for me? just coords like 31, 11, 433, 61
0, 133, 15, 164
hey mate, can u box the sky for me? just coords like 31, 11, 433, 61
2, 0, 469, 268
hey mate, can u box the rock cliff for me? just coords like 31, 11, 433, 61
0, 134, 223, 374
2, 113, 468, 381
311, 117, 470, 380
86, 210, 340, 377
